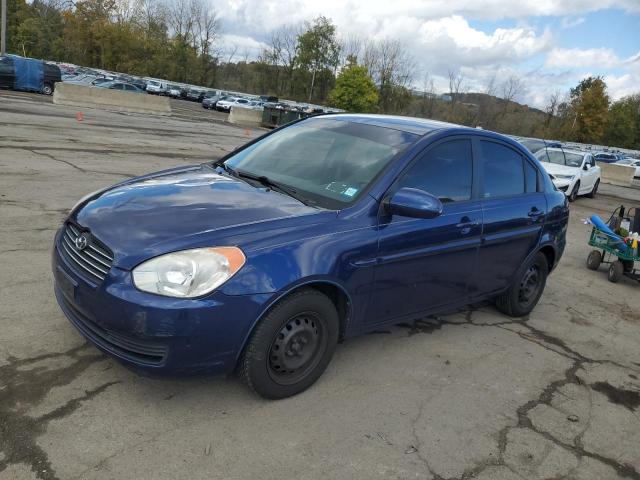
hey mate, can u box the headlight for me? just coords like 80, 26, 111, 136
554, 174, 575, 180
132, 247, 246, 298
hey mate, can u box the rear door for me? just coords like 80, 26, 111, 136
476, 139, 547, 296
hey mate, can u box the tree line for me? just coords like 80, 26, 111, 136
4, 0, 639, 149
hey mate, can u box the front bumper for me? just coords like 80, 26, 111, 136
52, 229, 271, 375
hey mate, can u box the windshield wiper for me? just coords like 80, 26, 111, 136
236, 171, 313, 207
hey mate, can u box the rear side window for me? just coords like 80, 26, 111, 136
398, 139, 473, 203
481, 141, 524, 198
525, 161, 538, 193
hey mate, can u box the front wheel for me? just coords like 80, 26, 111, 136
568, 181, 580, 202
240, 289, 339, 399
586, 250, 602, 270
496, 252, 548, 317
608, 261, 623, 283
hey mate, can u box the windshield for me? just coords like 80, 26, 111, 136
223, 118, 417, 209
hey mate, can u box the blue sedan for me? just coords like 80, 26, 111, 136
52, 114, 569, 398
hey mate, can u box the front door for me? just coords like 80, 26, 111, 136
579, 154, 598, 193
368, 138, 482, 324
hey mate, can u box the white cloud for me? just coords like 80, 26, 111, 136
545, 47, 621, 69
220, 34, 269, 60
413, 15, 552, 72
215, 0, 640, 30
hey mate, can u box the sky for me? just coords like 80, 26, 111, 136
213, 0, 640, 108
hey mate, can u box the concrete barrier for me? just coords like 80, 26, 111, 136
53, 83, 171, 116
600, 163, 636, 187
229, 106, 262, 127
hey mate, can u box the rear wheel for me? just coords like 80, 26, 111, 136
496, 252, 548, 317
586, 250, 602, 270
568, 181, 580, 202
240, 289, 339, 399
587, 179, 599, 198
42, 82, 53, 95
608, 261, 624, 283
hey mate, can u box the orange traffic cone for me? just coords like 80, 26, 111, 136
244, 128, 250, 137
76, 112, 84, 122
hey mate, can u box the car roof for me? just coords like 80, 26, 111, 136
319, 113, 470, 135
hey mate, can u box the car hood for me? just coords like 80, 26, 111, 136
73, 165, 325, 269
540, 163, 580, 177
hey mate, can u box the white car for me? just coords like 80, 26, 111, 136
535, 148, 601, 201
145, 80, 168, 95
614, 158, 640, 178
217, 97, 250, 112
167, 85, 182, 98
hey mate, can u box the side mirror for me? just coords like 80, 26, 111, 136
583, 163, 590, 170
385, 187, 443, 219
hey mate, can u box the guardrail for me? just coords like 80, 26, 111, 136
53, 83, 171, 115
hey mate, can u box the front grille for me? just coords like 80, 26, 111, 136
58, 292, 168, 366
559, 185, 569, 192
60, 223, 113, 282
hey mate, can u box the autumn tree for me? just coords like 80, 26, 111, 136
568, 76, 610, 144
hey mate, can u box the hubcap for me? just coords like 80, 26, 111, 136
268, 313, 325, 385
518, 265, 541, 307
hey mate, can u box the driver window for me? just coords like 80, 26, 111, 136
397, 139, 473, 203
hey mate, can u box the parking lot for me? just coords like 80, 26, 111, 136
1, 91, 639, 480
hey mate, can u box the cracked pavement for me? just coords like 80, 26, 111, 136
1, 91, 639, 480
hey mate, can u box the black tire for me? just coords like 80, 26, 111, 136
240, 289, 339, 399
587, 179, 599, 198
568, 181, 580, 202
42, 82, 53, 95
496, 252, 548, 317
608, 261, 623, 283
586, 250, 602, 270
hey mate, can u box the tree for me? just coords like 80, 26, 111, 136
568, 76, 610, 144
295, 16, 340, 102
604, 95, 639, 149
328, 63, 378, 112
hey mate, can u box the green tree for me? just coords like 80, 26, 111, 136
295, 16, 340, 102
604, 95, 639, 149
568, 76, 610, 143
328, 63, 378, 112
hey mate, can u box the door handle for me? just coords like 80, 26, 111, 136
528, 209, 544, 220
456, 218, 479, 234
456, 220, 479, 228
